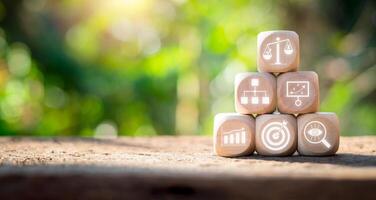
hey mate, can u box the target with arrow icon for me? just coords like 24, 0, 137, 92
261, 120, 291, 151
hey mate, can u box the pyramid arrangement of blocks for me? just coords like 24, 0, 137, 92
213, 30, 340, 157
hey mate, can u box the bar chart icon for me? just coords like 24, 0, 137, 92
222, 128, 247, 146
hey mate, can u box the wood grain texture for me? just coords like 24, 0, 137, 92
0, 136, 375, 199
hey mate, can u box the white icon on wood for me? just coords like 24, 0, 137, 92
303, 121, 331, 148
261, 120, 290, 151
262, 37, 293, 65
286, 81, 310, 107
240, 78, 270, 105
222, 128, 247, 146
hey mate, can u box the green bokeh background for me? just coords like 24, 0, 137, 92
0, 0, 375, 137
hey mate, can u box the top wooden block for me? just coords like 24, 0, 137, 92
257, 30, 299, 73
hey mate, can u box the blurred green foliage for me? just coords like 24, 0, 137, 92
0, 0, 375, 137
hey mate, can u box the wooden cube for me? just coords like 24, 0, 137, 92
235, 72, 277, 115
255, 114, 297, 156
277, 71, 319, 114
257, 31, 299, 73
297, 112, 340, 156
213, 113, 255, 157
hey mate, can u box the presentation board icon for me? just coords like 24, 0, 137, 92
286, 81, 310, 107
221, 128, 247, 146
240, 78, 270, 105
303, 121, 330, 148
277, 72, 319, 114
261, 120, 290, 151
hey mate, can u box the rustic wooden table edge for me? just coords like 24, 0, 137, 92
0, 136, 375, 199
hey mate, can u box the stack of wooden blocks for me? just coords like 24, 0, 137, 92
214, 30, 340, 157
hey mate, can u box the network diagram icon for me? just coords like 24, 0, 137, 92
286, 81, 310, 107
262, 37, 293, 65
240, 78, 270, 105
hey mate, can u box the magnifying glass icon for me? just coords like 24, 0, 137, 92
303, 121, 331, 148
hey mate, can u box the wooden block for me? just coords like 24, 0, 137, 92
255, 114, 297, 156
297, 112, 340, 156
234, 72, 277, 115
277, 71, 319, 114
213, 113, 255, 157
257, 30, 299, 73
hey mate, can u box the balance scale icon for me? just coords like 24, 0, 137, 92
262, 37, 293, 65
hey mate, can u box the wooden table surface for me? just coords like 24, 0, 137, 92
0, 136, 375, 199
